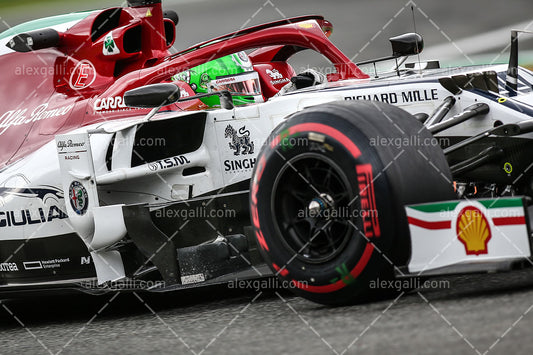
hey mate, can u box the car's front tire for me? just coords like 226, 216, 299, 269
250, 101, 454, 305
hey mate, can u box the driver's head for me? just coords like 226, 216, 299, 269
172, 51, 263, 108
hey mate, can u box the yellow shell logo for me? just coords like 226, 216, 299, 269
456, 206, 491, 255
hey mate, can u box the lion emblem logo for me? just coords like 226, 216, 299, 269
225, 125, 254, 156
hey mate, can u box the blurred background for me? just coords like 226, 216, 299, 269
1, 0, 532, 72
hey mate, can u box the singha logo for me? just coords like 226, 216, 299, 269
266, 69, 284, 80
225, 125, 254, 156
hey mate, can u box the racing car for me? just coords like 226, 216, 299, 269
1, 0, 533, 305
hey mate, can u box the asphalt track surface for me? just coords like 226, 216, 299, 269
2, 0, 533, 354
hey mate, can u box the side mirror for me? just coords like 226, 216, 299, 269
124, 83, 181, 108
163, 10, 179, 26
7, 28, 60, 52
389, 33, 424, 57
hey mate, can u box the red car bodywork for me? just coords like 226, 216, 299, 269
0, 2, 368, 168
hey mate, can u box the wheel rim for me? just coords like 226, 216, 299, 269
271, 153, 356, 264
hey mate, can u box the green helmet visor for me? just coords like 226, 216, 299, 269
208, 71, 263, 101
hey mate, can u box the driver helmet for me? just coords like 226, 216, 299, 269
171, 51, 263, 108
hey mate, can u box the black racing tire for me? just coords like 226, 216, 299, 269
250, 101, 455, 305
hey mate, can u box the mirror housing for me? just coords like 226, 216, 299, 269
389, 33, 424, 57
124, 83, 181, 108
355, 32, 425, 67
7, 28, 60, 53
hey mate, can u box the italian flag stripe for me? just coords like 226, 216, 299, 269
406, 198, 526, 230
492, 216, 526, 226
407, 201, 460, 213
407, 217, 452, 230
478, 198, 523, 209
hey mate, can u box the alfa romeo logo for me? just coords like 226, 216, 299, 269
69, 181, 89, 215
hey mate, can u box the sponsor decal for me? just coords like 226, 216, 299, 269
146, 9, 152, 17
406, 198, 528, 266
41, 258, 70, 269
23, 261, 43, 270
266, 69, 284, 80
224, 125, 254, 156
0, 263, 19, 272
456, 206, 491, 255
0, 103, 74, 135
0, 205, 67, 228
345, 89, 438, 104
69, 59, 96, 90
214, 77, 237, 85
57, 139, 86, 152
224, 158, 256, 172
356, 164, 380, 238
148, 155, 191, 171
69, 181, 89, 216
103, 32, 120, 56
298, 23, 314, 29
81, 256, 91, 265
23, 258, 70, 270
94, 96, 128, 111
266, 69, 290, 85
271, 78, 290, 85
0, 186, 67, 229
223, 124, 256, 173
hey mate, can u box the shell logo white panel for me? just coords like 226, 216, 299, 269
406, 198, 531, 273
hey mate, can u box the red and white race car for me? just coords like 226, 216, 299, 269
1, 0, 533, 305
